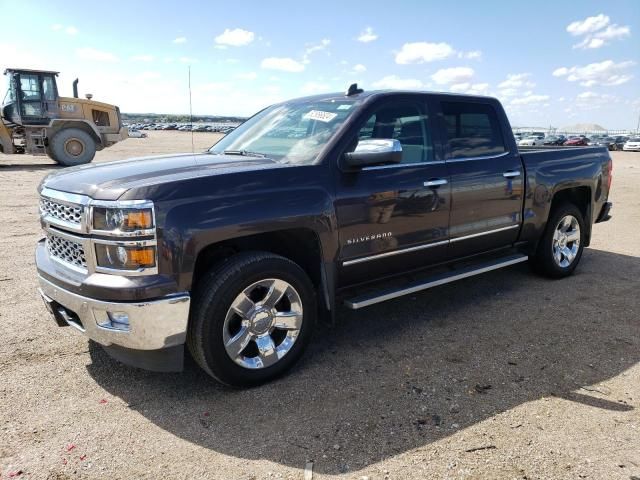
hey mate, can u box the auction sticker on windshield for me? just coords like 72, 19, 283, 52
304, 110, 338, 122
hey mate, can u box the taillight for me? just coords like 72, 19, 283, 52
607, 158, 613, 192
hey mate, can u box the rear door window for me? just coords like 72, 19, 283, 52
441, 102, 506, 159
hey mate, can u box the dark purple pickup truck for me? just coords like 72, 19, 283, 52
36, 85, 613, 386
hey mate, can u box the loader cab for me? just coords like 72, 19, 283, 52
2, 69, 60, 126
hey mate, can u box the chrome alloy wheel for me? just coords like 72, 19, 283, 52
552, 215, 581, 268
222, 278, 303, 369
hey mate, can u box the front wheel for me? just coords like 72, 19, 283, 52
530, 202, 585, 278
48, 128, 97, 166
187, 252, 317, 387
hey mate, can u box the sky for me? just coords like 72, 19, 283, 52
1, 0, 639, 129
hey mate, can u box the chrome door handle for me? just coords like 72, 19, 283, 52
503, 170, 521, 178
423, 178, 448, 187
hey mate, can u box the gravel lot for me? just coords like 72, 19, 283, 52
1, 132, 638, 479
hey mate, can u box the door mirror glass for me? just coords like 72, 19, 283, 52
343, 138, 403, 168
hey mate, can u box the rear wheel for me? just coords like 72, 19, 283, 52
48, 128, 96, 166
187, 252, 317, 387
530, 202, 585, 278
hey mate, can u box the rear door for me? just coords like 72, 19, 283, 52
335, 96, 450, 286
437, 99, 523, 259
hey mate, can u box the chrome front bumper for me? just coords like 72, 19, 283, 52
38, 275, 190, 351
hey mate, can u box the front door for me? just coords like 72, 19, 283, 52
438, 100, 523, 259
15, 73, 49, 125
335, 98, 450, 287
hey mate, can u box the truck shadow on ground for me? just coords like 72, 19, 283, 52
87, 248, 639, 475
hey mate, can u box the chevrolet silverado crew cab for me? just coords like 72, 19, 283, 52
36, 85, 613, 387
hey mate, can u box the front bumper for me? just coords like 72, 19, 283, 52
102, 127, 129, 146
38, 274, 190, 351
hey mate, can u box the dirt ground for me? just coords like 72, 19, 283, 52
0, 132, 638, 480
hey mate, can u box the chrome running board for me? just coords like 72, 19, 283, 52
344, 254, 528, 309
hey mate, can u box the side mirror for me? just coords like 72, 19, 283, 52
342, 139, 402, 168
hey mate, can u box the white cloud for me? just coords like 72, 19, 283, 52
449, 82, 490, 95
597, 24, 631, 40
552, 60, 635, 86
567, 14, 610, 36
215, 28, 255, 47
352, 63, 366, 73
130, 54, 154, 62
574, 37, 605, 49
235, 71, 258, 80
173, 37, 187, 44
75, 47, 118, 62
372, 75, 424, 89
260, 57, 305, 73
498, 73, 535, 89
357, 27, 378, 43
179, 56, 198, 64
431, 67, 474, 85
300, 81, 330, 94
458, 50, 482, 60
302, 38, 330, 64
566, 14, 630, 49
510, 94, 550, 105
395, 42, 455, 64
51, 24, 78, 35
574, 91, 619, 109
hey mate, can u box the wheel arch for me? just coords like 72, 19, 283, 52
48, 120, 103, 149
549, 185, 593, 246
190, 228, 333, 315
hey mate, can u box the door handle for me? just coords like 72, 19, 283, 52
503, 170, 521, 178
423, 178, 448, 187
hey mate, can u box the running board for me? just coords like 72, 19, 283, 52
344, 254, 528, 309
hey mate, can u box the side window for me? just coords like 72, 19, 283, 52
356, 102, 433, 163
42, 76, 56, 101
441, 102, 506, 159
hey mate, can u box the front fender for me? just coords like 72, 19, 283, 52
153, 167, 338, 292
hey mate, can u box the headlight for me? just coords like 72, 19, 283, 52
95, 244, 157, 271
92, 206, 154, 233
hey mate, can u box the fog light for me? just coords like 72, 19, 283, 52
107, 311, 129, 331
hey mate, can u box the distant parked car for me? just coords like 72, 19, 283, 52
543, 135, 566, 146
564, 137, 589, 146
128, 129, 147, 138
623, 137, 640, 151
589, 136, 613, 147
608, 136, 629, 151
518, 136, 544, 146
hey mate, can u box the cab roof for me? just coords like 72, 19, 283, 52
4, 68, 59, 75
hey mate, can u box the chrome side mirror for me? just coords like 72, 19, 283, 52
342, 138, 402, 168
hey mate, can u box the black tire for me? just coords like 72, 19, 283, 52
48, 128, 96, 166
530, 202, 585, 278
187, 251, 317, 387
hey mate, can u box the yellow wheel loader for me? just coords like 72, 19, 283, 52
0, 68, 127, 166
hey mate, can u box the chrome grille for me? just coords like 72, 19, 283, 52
47, 233, 87, 270
40, 197, 83, 226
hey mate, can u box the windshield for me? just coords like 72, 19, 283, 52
209, 98, 361, 164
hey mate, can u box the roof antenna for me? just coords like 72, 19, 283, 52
188, 65, 194, 154
345, 83, 363, 96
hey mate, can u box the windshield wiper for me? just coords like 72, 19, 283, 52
223, 149, 267, 158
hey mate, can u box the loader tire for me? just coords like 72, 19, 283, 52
48, 128, 96, 166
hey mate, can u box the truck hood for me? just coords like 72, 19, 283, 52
40, 152, 286, 200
